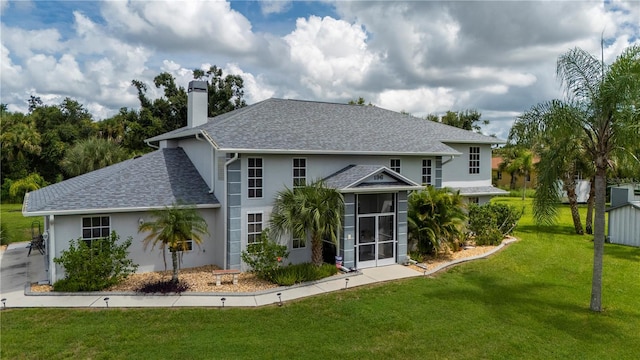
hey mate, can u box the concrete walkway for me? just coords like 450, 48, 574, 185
0, 240, 515, 309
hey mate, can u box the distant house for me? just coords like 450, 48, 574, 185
491, 156, 538, 190
607, 184, 640, 247
23, 81, 507, 284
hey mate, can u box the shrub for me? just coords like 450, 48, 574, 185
468, 203, 523, 245
270, 263, 339, 286
137, 280, 189, 294
53, 232, 138, 292
241, 230, 289, 281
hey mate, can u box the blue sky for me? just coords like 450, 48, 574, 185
1, 0, 638, 139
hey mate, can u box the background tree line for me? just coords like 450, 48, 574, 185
1, 66, 247, 202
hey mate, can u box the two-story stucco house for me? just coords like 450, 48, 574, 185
23, 81, 506, 283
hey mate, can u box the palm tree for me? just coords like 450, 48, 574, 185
60, 137, 130, 177
138, 203, 209, 283
408, 187, 467, 255
512, 45, 640, 311
270, 182, 344, 266
505, 149, 534, 200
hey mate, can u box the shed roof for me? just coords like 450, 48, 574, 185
23, 148, 219, 216
148, 98, 504, 155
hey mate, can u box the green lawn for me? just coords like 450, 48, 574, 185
0, 203, 40, 245
2, 198, 639, 359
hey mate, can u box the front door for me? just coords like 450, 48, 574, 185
356, 194, 396, 268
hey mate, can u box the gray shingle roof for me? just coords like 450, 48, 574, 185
23, 148, 219, 216
323, 164, 421, 191
450, 186, 508, 196
149, 99, 504, 154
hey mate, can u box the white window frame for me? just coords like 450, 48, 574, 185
469, 147, 480, 174
247, 212, 263, 245
169, 239, 193, 252
293, 158, 307, 188
248, 158, 263, 198
390, 159, 401, 173
81, 216, 111, 246
468, 197, 480, 204
421, 159, 432, 185
292, 237, 306, 249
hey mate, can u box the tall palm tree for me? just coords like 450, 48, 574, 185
270, 181, 344, 266
138, 203, 209, 283
408, 187, 467, 255
512, 45, 640, 311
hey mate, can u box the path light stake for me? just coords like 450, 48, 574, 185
344, 278, 349, 290
277, 292, 282, 307
221, 297, 226, 308
1, 298, 6, 309
103, 297, 109, 308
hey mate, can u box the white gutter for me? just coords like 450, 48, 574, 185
23, 204, 222, 217
144, 140, 159, 149
442, 155, 456, 165
215, 148, 462, 157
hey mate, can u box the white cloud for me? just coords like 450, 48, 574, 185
260, 1, 292, 16
377, 87, 456, 116
100, 1, 259, 55
284, 15, 377, 98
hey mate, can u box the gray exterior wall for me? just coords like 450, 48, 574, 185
441, 144, 492, 188
47, 209, 219, 283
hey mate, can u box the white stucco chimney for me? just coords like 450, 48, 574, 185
188, 80, 208, 128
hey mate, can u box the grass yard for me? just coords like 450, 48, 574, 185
0, 203, 39, 245
2, 198, 639, 359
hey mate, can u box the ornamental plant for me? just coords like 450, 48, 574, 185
241, 229, 289, 282
53, 231, 138, 291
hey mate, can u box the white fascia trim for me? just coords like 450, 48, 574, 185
216, 148, 462, 157
343, 166, 421, 189
339, 185, 424, 194
442, 138, 506, 145
24, 204, 221, 217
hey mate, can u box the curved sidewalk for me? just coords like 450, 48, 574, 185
0, 239, 515, 309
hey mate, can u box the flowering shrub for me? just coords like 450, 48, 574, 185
241, 230, 289, 282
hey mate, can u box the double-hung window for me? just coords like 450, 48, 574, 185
293, 158, 306, 188
248, 158, 263, 198
390, 159, 401, 173
469, 147, 480, 174
81, 216, 110, 246
247, 213, 263, 245
292, 237, 306, 249
421, 159, 432, 185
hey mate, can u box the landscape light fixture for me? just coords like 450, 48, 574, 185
103, 297, 109, 308
221, 297, 226, 308
344, 278, 349, 290
1, 298, 6, 309
276, 292, 282, 307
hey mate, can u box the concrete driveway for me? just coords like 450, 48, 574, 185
0, 241, 47, 304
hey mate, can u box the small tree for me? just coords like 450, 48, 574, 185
53, 232, 138, 291
270, 181, 344, 266
241, 230, 289, 282
138, 202, 209, 283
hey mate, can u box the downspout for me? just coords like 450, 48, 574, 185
144, 140, 159, 149
441, 155, 455, 165
223, 153, 240, 269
